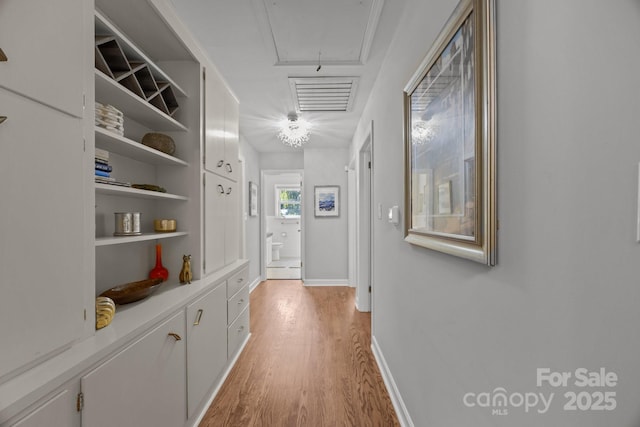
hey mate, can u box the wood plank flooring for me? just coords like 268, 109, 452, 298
199, 280, 400, 427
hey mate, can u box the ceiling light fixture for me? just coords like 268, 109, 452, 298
278, 113, 311, 148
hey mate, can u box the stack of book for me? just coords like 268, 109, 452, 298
94, 149, 130, 187
95, 102, 124, 136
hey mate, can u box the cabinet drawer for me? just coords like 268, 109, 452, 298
226, 267, 248, 298
227, 306, 249, 359
227, 284, 249, 325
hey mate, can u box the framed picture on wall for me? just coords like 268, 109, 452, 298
314, 186, 339, 217
403, 0, 497, 265
249, 181, 258, 217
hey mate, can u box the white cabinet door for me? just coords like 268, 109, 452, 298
204, 67, 226, 175
223, 89, 239, 182
0, 0, 85, 117
203, 66, 239, 181
0, 88, 85, 380
224, 179, 239, 266
11, 381, 80, 427
80, 311, 187, 427
186, 283, 227, 418
204, 172, 226, 274
204, 173, 239, 274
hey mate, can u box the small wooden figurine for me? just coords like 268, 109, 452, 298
179, 254, 192, 284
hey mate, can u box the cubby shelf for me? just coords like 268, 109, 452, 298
95, 127, 188, 167
95, 10, 187, 98
95, 183, 188, 201
95, 231, 188, 247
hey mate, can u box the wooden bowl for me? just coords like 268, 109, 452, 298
100, 278, 163, 305
141, 133, 176, 155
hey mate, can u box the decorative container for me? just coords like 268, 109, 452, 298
114, 212, 141, 236
154, 219, 177, 232
149, 244, 169, 282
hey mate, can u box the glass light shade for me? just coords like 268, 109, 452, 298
278, 114, 311, 148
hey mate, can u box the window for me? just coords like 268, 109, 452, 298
276, 186, 301, 218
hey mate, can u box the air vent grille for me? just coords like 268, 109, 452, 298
289, 77, 359, 112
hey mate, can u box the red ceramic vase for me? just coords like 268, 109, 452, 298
149, 244, 169, 282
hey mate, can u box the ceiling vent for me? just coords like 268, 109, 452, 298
289, 77, 359, 112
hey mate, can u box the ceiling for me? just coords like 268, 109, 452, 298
168, 0, 402, 153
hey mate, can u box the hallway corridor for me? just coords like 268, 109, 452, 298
199, 281, 399, 426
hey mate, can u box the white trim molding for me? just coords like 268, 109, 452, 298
303, 279, 350, 287
371, 336, 414, 427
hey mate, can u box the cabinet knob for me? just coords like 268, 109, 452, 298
217, 160, 224, 168
0, 48, 6, 62
193, 309, 204, 326
0, 116, 6, 125
168, 332, 182, 341
225, 163, 233, 173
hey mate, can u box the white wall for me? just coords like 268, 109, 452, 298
303, 148, 350, 284
240, 135, 261, 287
353, 0, 640, 426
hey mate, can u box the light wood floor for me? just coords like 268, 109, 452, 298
199, 280, 400, 427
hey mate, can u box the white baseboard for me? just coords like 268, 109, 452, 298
189, 333, 251, 427
249, 276, 262, 293
303, 279, 350, 286
371, 336, 413, 427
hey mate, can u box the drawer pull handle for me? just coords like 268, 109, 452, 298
226, 187, 232, 195
237, 278, 243, 283
0, 116, 6, 125
217, 160, 224, 168
238, 299, 244, 305
217, 184, 225, 194
237, 325, 244, 333
225, 163, 233, 173
168, 332, 182, 341
0, 48, 6, 62
193, 309, 204, 326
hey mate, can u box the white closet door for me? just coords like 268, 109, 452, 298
0, 88, 85, 380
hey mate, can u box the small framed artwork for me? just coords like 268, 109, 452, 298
249, 181, 258, 217
314, 186, 339, 217
403, 0, 497, 265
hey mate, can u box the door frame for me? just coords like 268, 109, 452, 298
355, 122, 373, 312
260, 169, 305, 280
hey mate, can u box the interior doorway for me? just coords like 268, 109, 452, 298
261, 170, 304, 280
355, 124, 373, 312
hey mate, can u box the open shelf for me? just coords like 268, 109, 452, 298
95, 183, 188, 201
95, 127, 188, 167
96, 231, 188, 247
95, 71, 187, 132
